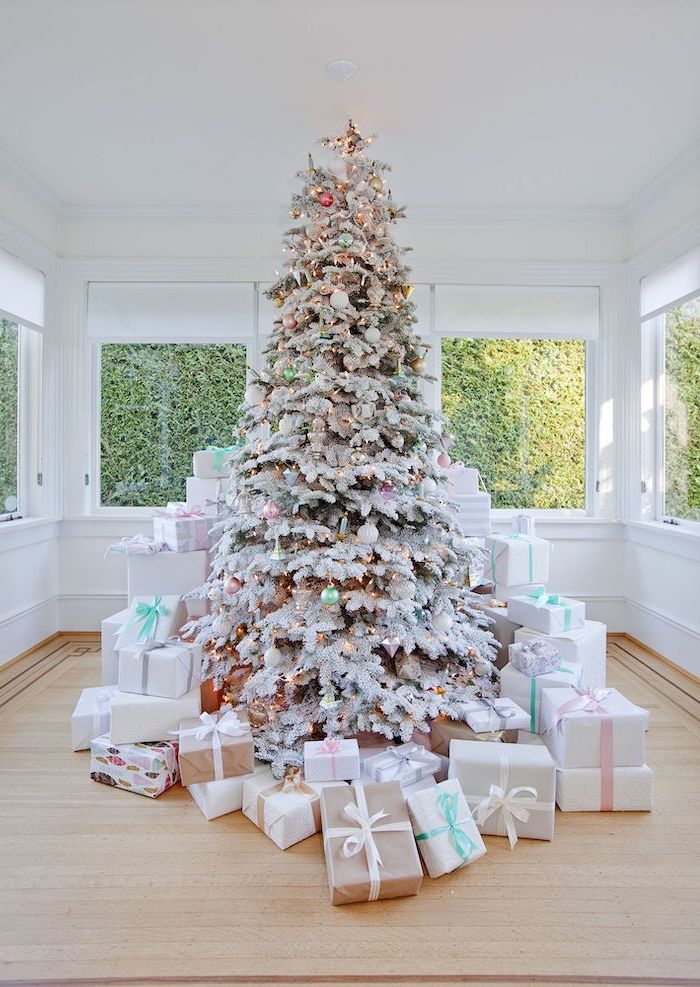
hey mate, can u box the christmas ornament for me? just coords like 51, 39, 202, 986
262, 500, 281, 520
271, 536, 286, 561
282, 314, 297, 330
337, 232, 354, 248
413, 439, 427, 453
235, 623, 247, 640
212, 613, 233, 636
442, 433, 455, 449
223, 575, 242, 595
319, 686, 341, 709
357, 521, 379, 544
413, 607, 428, 623
352, 401, 375, 421
244, 382, 266, 406
264, 645, 284, 668
364, 325, 381, 344
395, 653, 421, 680
350, 450, 367, 465
318, 191, 334, 207
400, 283, 415, 299
380, 481, 397, 500
437, 452, 451, 468
320, 585, 340, 606
309, 417, 326, 457
368, 174, 384, 192
330, 289, 349, 310
410, 357, 427, 374
247, 698, 269, 728
283, 367, 296, 383
283, 467, 299, 486
381, 636, 401, 659
432, 612, 453, 633
272, 295, 284, 308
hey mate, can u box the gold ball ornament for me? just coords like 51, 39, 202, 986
410, 356, 427, 373
272, 295, 284, 309
400, 283, 415, 300
368, 175, 384, 192
235, 623, 247, 640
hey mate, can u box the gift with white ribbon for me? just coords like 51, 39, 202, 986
486, 534, 550, 588
104, 533, 165, 557
118, 637, 202, 699
175, 708, 254, 786
321, 781, 423, 905
71, 685, 118, 751
363, 742, 441, 786
242, 766, 347, 850
449, 739, 556, 846
461, 696, 530, 734
304, 736, 361, 782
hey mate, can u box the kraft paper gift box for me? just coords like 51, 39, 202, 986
116, 594, 187, 650
485, 534, 550, 587
71, 685, 118, 751
90, 734, 179, 798
493, 582, 541, 604
176, 708, 254, 786
449, 739, 556, 846
242, 768, 347, 850
478, 601, 522, 668
508, 589, 585, 636
189, 761, 268, 820
127, 551, 209, 615
192, 446, 237, 479
101, 608, 131, 685
321, 781, 423, 905
363, 742, 441, 786
540, 687, 647, 769
514, 621, 607, 689
186, 476, 228, 519
555, 763, 653, 812
110, 686, 201, 744
499, 659, 582, 734
118, 639, 202, 699
152, 503, 211, 553
412, 719, 503, 758
304, 737, 361, 782
408, 777, 487, 878
458, 492, 491, 538
461, 697, 530, 734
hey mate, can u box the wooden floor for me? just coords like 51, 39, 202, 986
0, 634, 699, 987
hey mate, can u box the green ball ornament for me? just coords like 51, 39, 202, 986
338, 232, 354, 248
414, 607, 429, 623
320, 585, 340, 606
283, 367, 296, 383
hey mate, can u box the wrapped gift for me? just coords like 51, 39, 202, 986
511, 514, 536, 536
401, 774, 438, 799
110, 686, 201, 744
304, 737, 361, 782
101, 608, 131, 685
461, 697, 530, 734
446, 463, 479, 496
486, 534, 549, 587
508, 588, 585, 636
408, 777, 487, 878
449, 739, 556, 846
242, 767, 347, 850
189, 761, 268, 820
540, 687, 647, 769
458, 492, 491, 537
176, 708, 254, 785
514, 621, 607, 689
104, 533, 165, 556
186, 476, 228, 520
556, 763, 653, 812
395, 652, 423, 680
363, 742, 441, 786
412, 718, 503, 758
116, 595, 187, 650
153, 502, 211, 553
321, 781, 423, 904
193, 446, 237, 479
500, 660, 582, 733
478, 600, 522, 668
71, 685, 118, 751
509, 637, 562, 677
118, 639, 202, 699
90, 734, 179, 798
127, 551, 209, 615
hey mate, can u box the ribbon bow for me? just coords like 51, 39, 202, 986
104, 533, 164, 557
321, 737, 341, 754
91, 687, 116, 738
173, 710, 248, 781
118, 596, 168, 641
527, 586, 559, 607
280, 765, 315, 795
477, 697, 516, 730
475, 784, 538, 850
206, 445, 237, 473
552, 687, 611, 728
416, 790, 479, 861
156, 502, 206, 519
385, 744, 431, 777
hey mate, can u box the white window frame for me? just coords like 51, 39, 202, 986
0, 320, 43, 523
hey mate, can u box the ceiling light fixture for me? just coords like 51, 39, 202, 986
326, 59, 360, 82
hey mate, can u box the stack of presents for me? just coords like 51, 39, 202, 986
69, 453, 653, 906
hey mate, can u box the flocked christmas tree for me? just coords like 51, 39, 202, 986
188, 121, 498, 775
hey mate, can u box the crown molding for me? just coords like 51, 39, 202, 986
624, 135, 700, 220
0, 149, 62, 218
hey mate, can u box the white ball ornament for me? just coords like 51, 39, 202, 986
244, 382, 266, 406
212, 613, 233, 636
432, 612, 453, 633
357, 521, 379, 544
330, 289, 349, 310
264, 645, 284, 668
364, 326, 381, 345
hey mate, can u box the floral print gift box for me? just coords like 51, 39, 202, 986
90, 734, 180, 798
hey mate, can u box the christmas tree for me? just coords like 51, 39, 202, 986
188, 121, 498, 776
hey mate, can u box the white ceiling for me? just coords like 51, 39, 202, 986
1, 0, 700, 215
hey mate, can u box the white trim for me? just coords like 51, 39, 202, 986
625, 519, 700, 564
0, 594, 60, 668
0, 516, 59, 551
624, 135, 700, 220
0, 150, 62, 219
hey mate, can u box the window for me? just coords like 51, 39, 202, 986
0, 319, 19, 517
99, 342, 246, 507
441, 337, 587, 510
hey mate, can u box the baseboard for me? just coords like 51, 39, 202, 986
624, 597, 700, 678
614, 631, 700, 687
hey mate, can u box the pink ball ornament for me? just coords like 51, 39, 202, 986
282, 314, 297, 330
318, 191, 334, 207
223, 575, 242, 595
380, 481, 397, 500
262, 500, 281, 520
437, 452, 451, 468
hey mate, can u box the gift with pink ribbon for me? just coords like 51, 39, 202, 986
175, 708, 254, 786
153, 502, 211, 553
304, 735, 361, 782
363, 741, 441, 786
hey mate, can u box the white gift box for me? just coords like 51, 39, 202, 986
408, 777, 487, 878
479, 601, 522, 668
493, 582, 542, 604
242, 770, 347, 850
304, 737, 361, 782
540, 687, 647, 769
485, 534, 549, 587
118, 640, 202, 699
458, 492, 491, 537
127, 552, 209, 615
186, 476, 227, 519
499, 659, 582, 733
449, 739, 556, 846
71, 685, 118, 751
556, 763, 653, 812
446, 464, 480, 496
115, 594, 187, 650
189, 761, 267, 820
193, 447, 236, 479
363, 742, 441, 786
511, 514, 536, 536
401, 775, 438, 800
514, 621, 607, 689
461, 697, 530, 734
101, 608, 131, 685
153, 504, 211, 553
508, 590, 585, 635
110, 686, 201, 744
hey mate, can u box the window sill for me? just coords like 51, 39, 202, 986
625, 520, 700, 563
0, 516, 60, 552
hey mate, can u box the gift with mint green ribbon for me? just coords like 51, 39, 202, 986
527, 586, 573, 632
205, 445, 238, 474
416, 790, 479, 863
118, 596, 169, 642
528, 660, 580, 733
489, 533, 534, 585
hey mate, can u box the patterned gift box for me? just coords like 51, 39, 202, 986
304, 737, 361, 782
189, 761, 268, 820
540, 687, 647, 769
242, 768, 347, 850
514, 621, 607, 689
449, 739, 556, 847
508, 588, 585, 636
321, 781, 423, 905
71, 685, 118, 751
555, 762, 653, 812
408, 777, 487, 878
508, 637, 562, 677
177, 709, 254, 786
153, 503, 211, 553
110, 686, 201, 745
363, 742, 441, 786
193, 446, 237, 479
118, 639, 202, 699
461, 697, 530, 734
485, 534, 550, 588
500, 659, 582, 733
116, 594, 187, 650
90, 734, 179, 798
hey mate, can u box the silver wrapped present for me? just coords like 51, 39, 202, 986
509, 636, 562, 677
